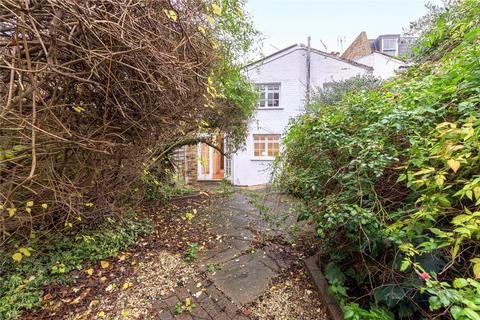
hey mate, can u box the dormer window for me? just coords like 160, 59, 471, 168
256, 83, 280, 108
382, 38, 398, 56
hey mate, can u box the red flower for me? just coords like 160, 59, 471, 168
420, 272, 430, 280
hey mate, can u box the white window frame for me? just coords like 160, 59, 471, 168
252, 134, 280, 160
255, 83, 281, 109
381, 38, 398, 56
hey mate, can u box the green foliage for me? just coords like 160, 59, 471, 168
175, 298, 196, 314
412, 0, 480, 61
308, 74, 381, 111
184, 243, 199, 262
205, 0, 259, 149
0, 214, 152, 319
212, 178, 234, 196
278, 1, 480, 318
141, 168, 192, 201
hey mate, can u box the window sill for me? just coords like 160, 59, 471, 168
251, 158, 275, 161
257, 107, 284, 110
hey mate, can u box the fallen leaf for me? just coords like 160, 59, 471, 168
12, 252, 22, 262
100, 261, 109, 269
243, 308, 252, 316
19, 247, 31, 257
43, 293, 53, 301
212, 3, 221, 15
85, 268, 94, 276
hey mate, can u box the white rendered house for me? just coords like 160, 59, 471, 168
223, 44, 372, 186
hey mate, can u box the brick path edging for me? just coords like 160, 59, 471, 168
305, 253, 344, 320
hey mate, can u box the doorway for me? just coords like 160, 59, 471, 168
198, 136, 224, 181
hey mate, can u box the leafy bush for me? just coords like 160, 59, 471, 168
277, 1, 480, 318
309, 74, 381, 110
0, 213, 152, 319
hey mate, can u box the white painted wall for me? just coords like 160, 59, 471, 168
355, 52, 405, 79
230, 45, 370, 186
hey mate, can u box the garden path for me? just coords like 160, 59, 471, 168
153, 186, 327, 320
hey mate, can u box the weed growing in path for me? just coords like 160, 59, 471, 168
184, 243, 199, 262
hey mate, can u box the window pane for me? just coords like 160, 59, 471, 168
255, 83, 280, 108
268, 142, 279, 157
383, 39, 396, 50
254, 135, 266, 141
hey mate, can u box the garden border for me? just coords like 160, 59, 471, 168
305, 253, 344, 320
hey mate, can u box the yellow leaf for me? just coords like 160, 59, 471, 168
41, 203, 48, 209
435, 175, 446, 187
85, 202, 94, 207
73, 106, 85, 113
26, 201, 34, 207
100, 276, 107, 282
121, 309, 129, 317
98, 311, 106, 318
12, 252, 22, 262
206, 15, 215, 26
100, 261, 109, 269
122, 282, 131, 289
25, 207, 32, 214
198, 26, 206, 35
473, 262, 480, 279
163, 9, 177, 22
473, 187, 480, 200
85, 268, 94, 276
7, 207, 17, 217
211, 3, 221, 16
447, 159, 460, 173
19, 247, 31, 257
185, 298, 191, 307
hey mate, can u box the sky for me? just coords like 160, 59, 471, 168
245, 0, 440, 55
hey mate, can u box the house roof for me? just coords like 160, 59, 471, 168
245, 43, 373, 71
341, 31, 372, 60
370, 50, 406, 62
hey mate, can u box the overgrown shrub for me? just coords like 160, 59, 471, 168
277, 1, 480, 318
0, 0, 257, 241
308, 74, 381, 110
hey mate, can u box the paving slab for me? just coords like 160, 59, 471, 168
209, 250, 277, 305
